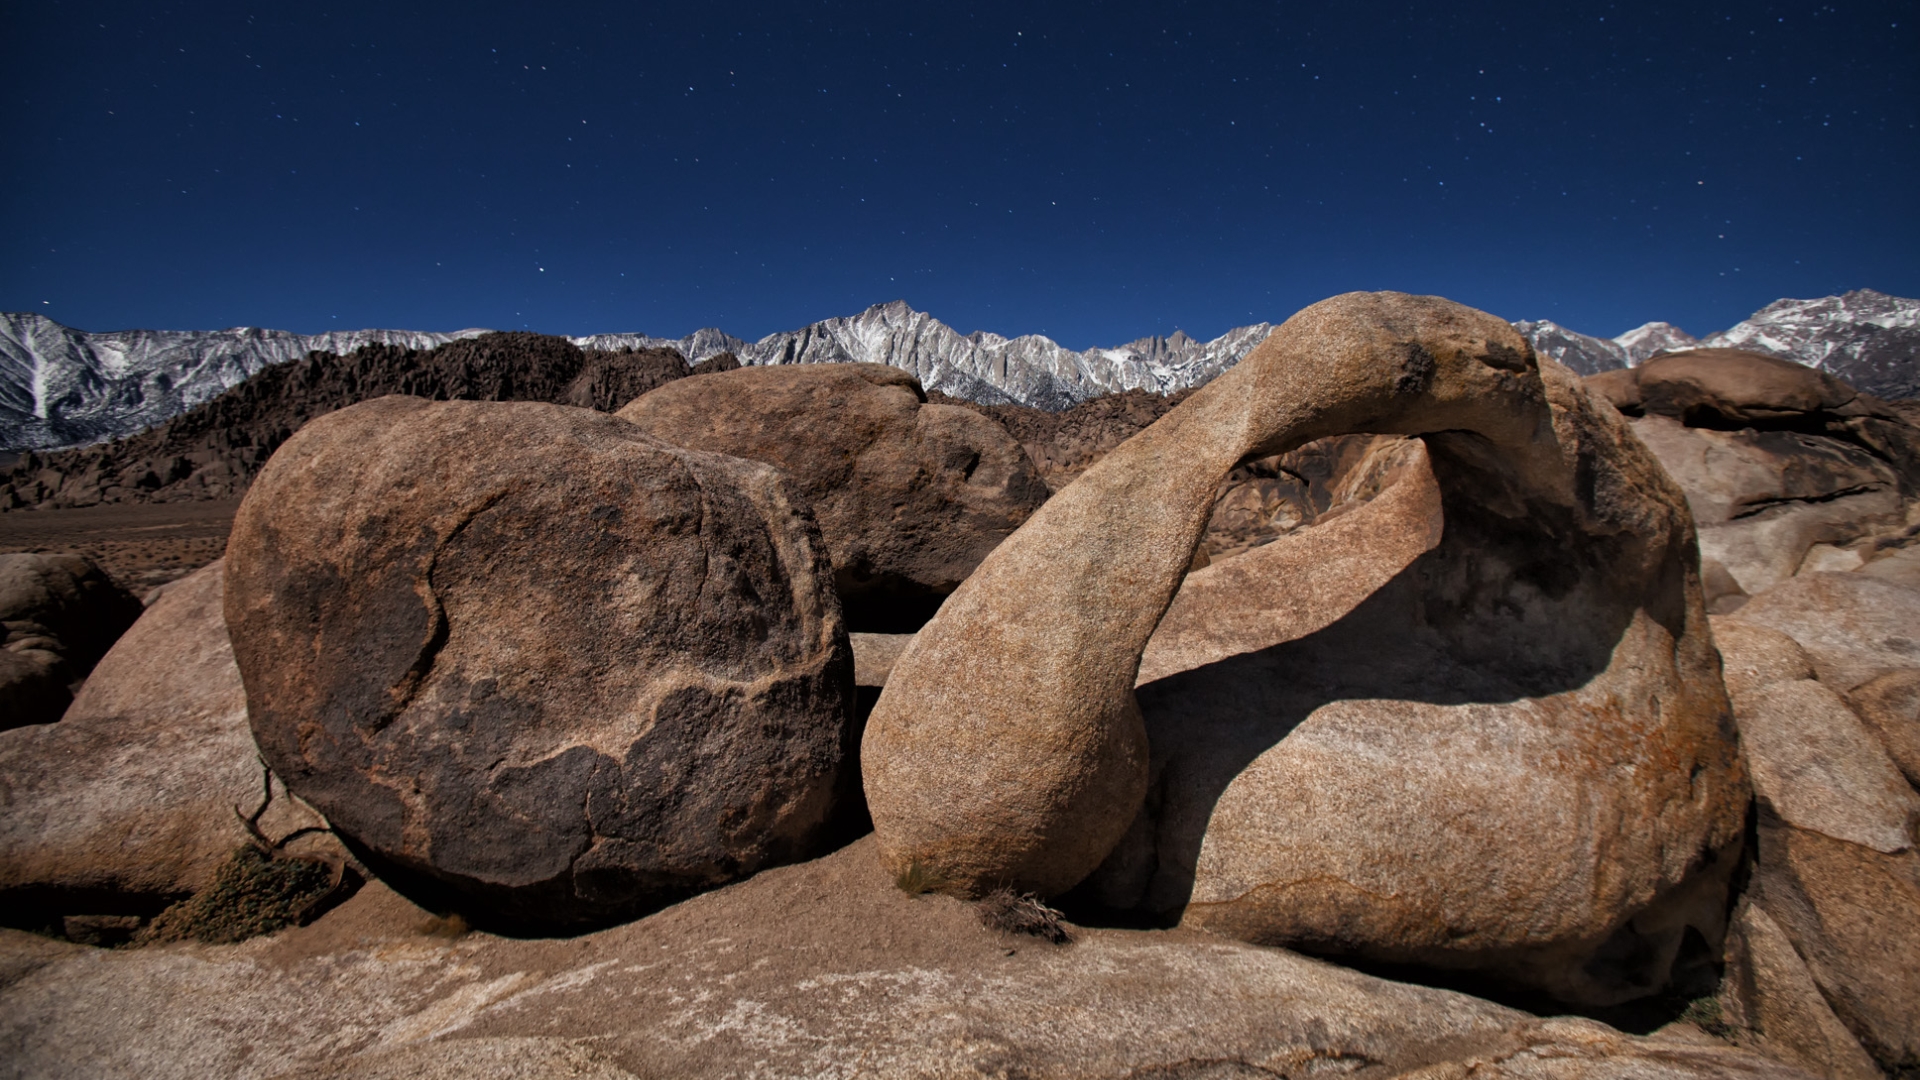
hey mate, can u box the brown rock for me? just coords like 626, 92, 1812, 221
1849, 668, 1920, 787
224, 397, 855, 929
1750, 814, 1920, 1073
1718, 899, 1882, 1080
1711, 619, 1817, 702
0, 552, 143, 729
0, 838, 1817, 1080
1137, 435, 1443, 685
618, 363, 1049, 631
1857, 545, 1920, 590
0, 561, 328, 922
1610, 349, 1865, 428
557, 345, 690, 411
1626, 415, 1905, 598
1731, 678, 1917, 853
849, 632, 912, 688
1733, 571, 1920, 691
865, 291, 1745, 1008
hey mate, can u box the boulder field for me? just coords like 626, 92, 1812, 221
3, 292, 1917, 1076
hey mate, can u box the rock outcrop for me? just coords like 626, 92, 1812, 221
223, 397, 856, 929
0, 838, 1817, 1080
618, 364, 1049, 631
864, 292, 1747, 1007
2, 334, 701, 511
1586, 349, 1920, 607
0, 561, 329, 928
1712, 572, 1920, 1074
0, 552, 143, 729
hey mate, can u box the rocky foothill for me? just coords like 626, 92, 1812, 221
2, 291, 1918, 1079
0, 333, 739, 511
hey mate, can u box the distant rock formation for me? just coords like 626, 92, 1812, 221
1, 334, 703, 510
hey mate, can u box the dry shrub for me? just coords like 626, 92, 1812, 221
976, 887, 1073, 944
136, 844, 344, 945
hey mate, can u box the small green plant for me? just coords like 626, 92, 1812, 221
894, 860, 950, 896
136, 844, 339, 945
136, 760, 355, 946
1678, 995, 1734, 1039
976, 887, 1073, 945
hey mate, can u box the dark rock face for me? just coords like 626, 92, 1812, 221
224, 397, 855, 929
937, 388, 1192, 493
1, 334, 700, 511
0, 553, 143, 729
620, 364, 1050, 632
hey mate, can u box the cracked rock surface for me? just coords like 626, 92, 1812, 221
223, 397, 856, 930
0, 837, 1815, 1080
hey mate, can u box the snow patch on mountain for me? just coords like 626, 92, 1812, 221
4, 291, 1915, 451
0, 314, 488, 451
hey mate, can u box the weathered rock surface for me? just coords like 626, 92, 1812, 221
1717, 899, 1883, 1080
1588, 349, 1879, 429
1585, 349, 1920, 605
0, 561, 328, 923
1731, 571, 1920, 691
1710, 619, 1818, 701
866, 292, 1747, 1007
1748, 815, 1920, 1073
1730, 678, 1918, 853
0, 552, 142, 729
0, 838, 1816, 1080
619, 363, 1049, 631
223, 397, 855, 929
1849, 668, 1920, 787
1136, 435, 1442, 685
850, 631, 912, 688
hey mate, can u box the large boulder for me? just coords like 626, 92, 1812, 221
1728, 678, 1917, 854
0, 561, 327, 924
1730, 571, 1920, 692
1849, 668, 1920, 787
617, 363, 1049, 630
0, 553, 143, 729
0, 838, 1818, 1080
1710, 581, 1920, 1075
1584, 349, 1920, 606
223, 396, 855, 929
865, 292, 1747, 1006
1748, 817, 1920, 1073
1717, 898, 1883, 1080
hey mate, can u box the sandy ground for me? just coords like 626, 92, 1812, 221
0, 500, 239, 597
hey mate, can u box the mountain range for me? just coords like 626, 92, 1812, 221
3, 290, 1915, 452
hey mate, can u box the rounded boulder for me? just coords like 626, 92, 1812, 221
617, 363, 1048, 630
224, 396, 855, 929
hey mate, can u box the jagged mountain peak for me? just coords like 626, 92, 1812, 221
5, 291, 1914, 452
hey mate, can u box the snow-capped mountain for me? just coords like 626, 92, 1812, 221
579, 301, 1273, 410
0, 315, 489, 451
1511, 319, 1701, 376
0, 303, 1271, 450
1698, 290, 1920, 400
4, 290, 1915, 452
1516, 289, 1919, 400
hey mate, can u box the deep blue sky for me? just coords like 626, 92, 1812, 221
4, 2, 1915, 347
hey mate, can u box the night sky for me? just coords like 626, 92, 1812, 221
5, 1, 1915, 348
